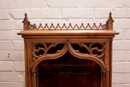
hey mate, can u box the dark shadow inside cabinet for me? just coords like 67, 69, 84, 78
34, 49, 102, 87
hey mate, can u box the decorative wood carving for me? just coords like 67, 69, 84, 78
18, 12, 119, 87
22, 12, 114, 30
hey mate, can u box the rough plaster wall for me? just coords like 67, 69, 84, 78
0, 0, 130, 87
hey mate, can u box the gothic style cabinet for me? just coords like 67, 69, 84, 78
18, 12, 119, 87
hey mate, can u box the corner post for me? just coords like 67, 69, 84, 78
22, 13, 30, 30
106, 12, 114, 30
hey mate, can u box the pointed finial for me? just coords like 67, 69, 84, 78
108, 12, 114, 22
106, 12, 114, 30
23, 13, 30, 23
22, 13, 30, 30
25, 13, 27, 17
109, 12, 112, 16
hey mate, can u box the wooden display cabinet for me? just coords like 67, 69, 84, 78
18, 12, 119, 87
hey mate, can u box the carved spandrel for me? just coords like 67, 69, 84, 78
32, 42, 105, 61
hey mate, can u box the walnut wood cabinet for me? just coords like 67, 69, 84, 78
18, 12, 119, 87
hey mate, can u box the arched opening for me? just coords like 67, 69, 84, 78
33, 52, 103, 87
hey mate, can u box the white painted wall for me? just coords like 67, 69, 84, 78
0, 0, 130, 87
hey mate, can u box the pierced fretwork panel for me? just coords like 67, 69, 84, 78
74, 43, 105, 59
32, 42, 105, 61
32, 43, 65, 58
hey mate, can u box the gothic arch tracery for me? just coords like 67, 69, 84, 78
31, 40, 106, 72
